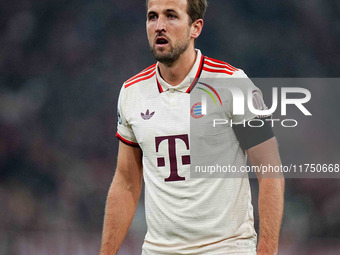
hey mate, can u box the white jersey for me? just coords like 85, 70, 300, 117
116, 50, 262, 255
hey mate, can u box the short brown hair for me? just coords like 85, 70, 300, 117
187, 0, 207, 24
146, 0, 208, 24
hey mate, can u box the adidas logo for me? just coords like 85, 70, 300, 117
141, 109, 155, 120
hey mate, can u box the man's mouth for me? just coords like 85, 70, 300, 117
155, 37, 169, 45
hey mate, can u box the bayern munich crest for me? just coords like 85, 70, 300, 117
190, 102, 204, 119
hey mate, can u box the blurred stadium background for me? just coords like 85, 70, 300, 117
0, 0, 339, 254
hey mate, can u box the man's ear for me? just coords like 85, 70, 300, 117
191, 19, 204, 39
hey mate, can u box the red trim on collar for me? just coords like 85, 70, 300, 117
186, 54, 204, 93
156, 78, 164, 93
156, 54, 205, 93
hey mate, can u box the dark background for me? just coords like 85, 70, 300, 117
0, 0, 339, 254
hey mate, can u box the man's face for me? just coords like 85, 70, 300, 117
146, 0, 193, 64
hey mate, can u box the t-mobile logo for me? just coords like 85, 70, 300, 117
155, 134, 190, 182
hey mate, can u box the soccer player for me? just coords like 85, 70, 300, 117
100, 0, 284, 254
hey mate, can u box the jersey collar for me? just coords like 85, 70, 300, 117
156, 49, 204, 94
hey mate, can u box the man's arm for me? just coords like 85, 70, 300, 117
247, 137, 285, 255
100, 141, 143, 255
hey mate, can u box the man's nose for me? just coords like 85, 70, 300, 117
155, 16, 166, 32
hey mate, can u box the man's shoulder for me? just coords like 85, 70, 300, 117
203, 55, 246, 78
123, 63, 157, 89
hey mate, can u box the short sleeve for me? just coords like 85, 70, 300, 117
116, 86, 139, 147
230, 70, 269, 124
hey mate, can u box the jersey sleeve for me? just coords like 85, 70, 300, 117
230, 69, 269, 124
228, 70, 274, 150
116, 86, 139, 147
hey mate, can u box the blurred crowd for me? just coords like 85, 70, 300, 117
0, 0, 339, 254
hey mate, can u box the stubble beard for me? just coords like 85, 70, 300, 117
150, 37, 190, 65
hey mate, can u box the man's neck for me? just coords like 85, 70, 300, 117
158, 46, 197, 86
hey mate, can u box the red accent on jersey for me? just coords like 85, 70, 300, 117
142, 63, 157, 72
116, 132, 140, 147
202, 66, 234, 75
125, 64, 156, 84
204, 56, 238, 71
124, 70, 156, 88
204, 59, 236, 72
185, 54, 204, 93
156, 78, 164, 93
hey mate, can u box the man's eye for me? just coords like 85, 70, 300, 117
149, 15, 157, 21
168, 14, 177, 19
